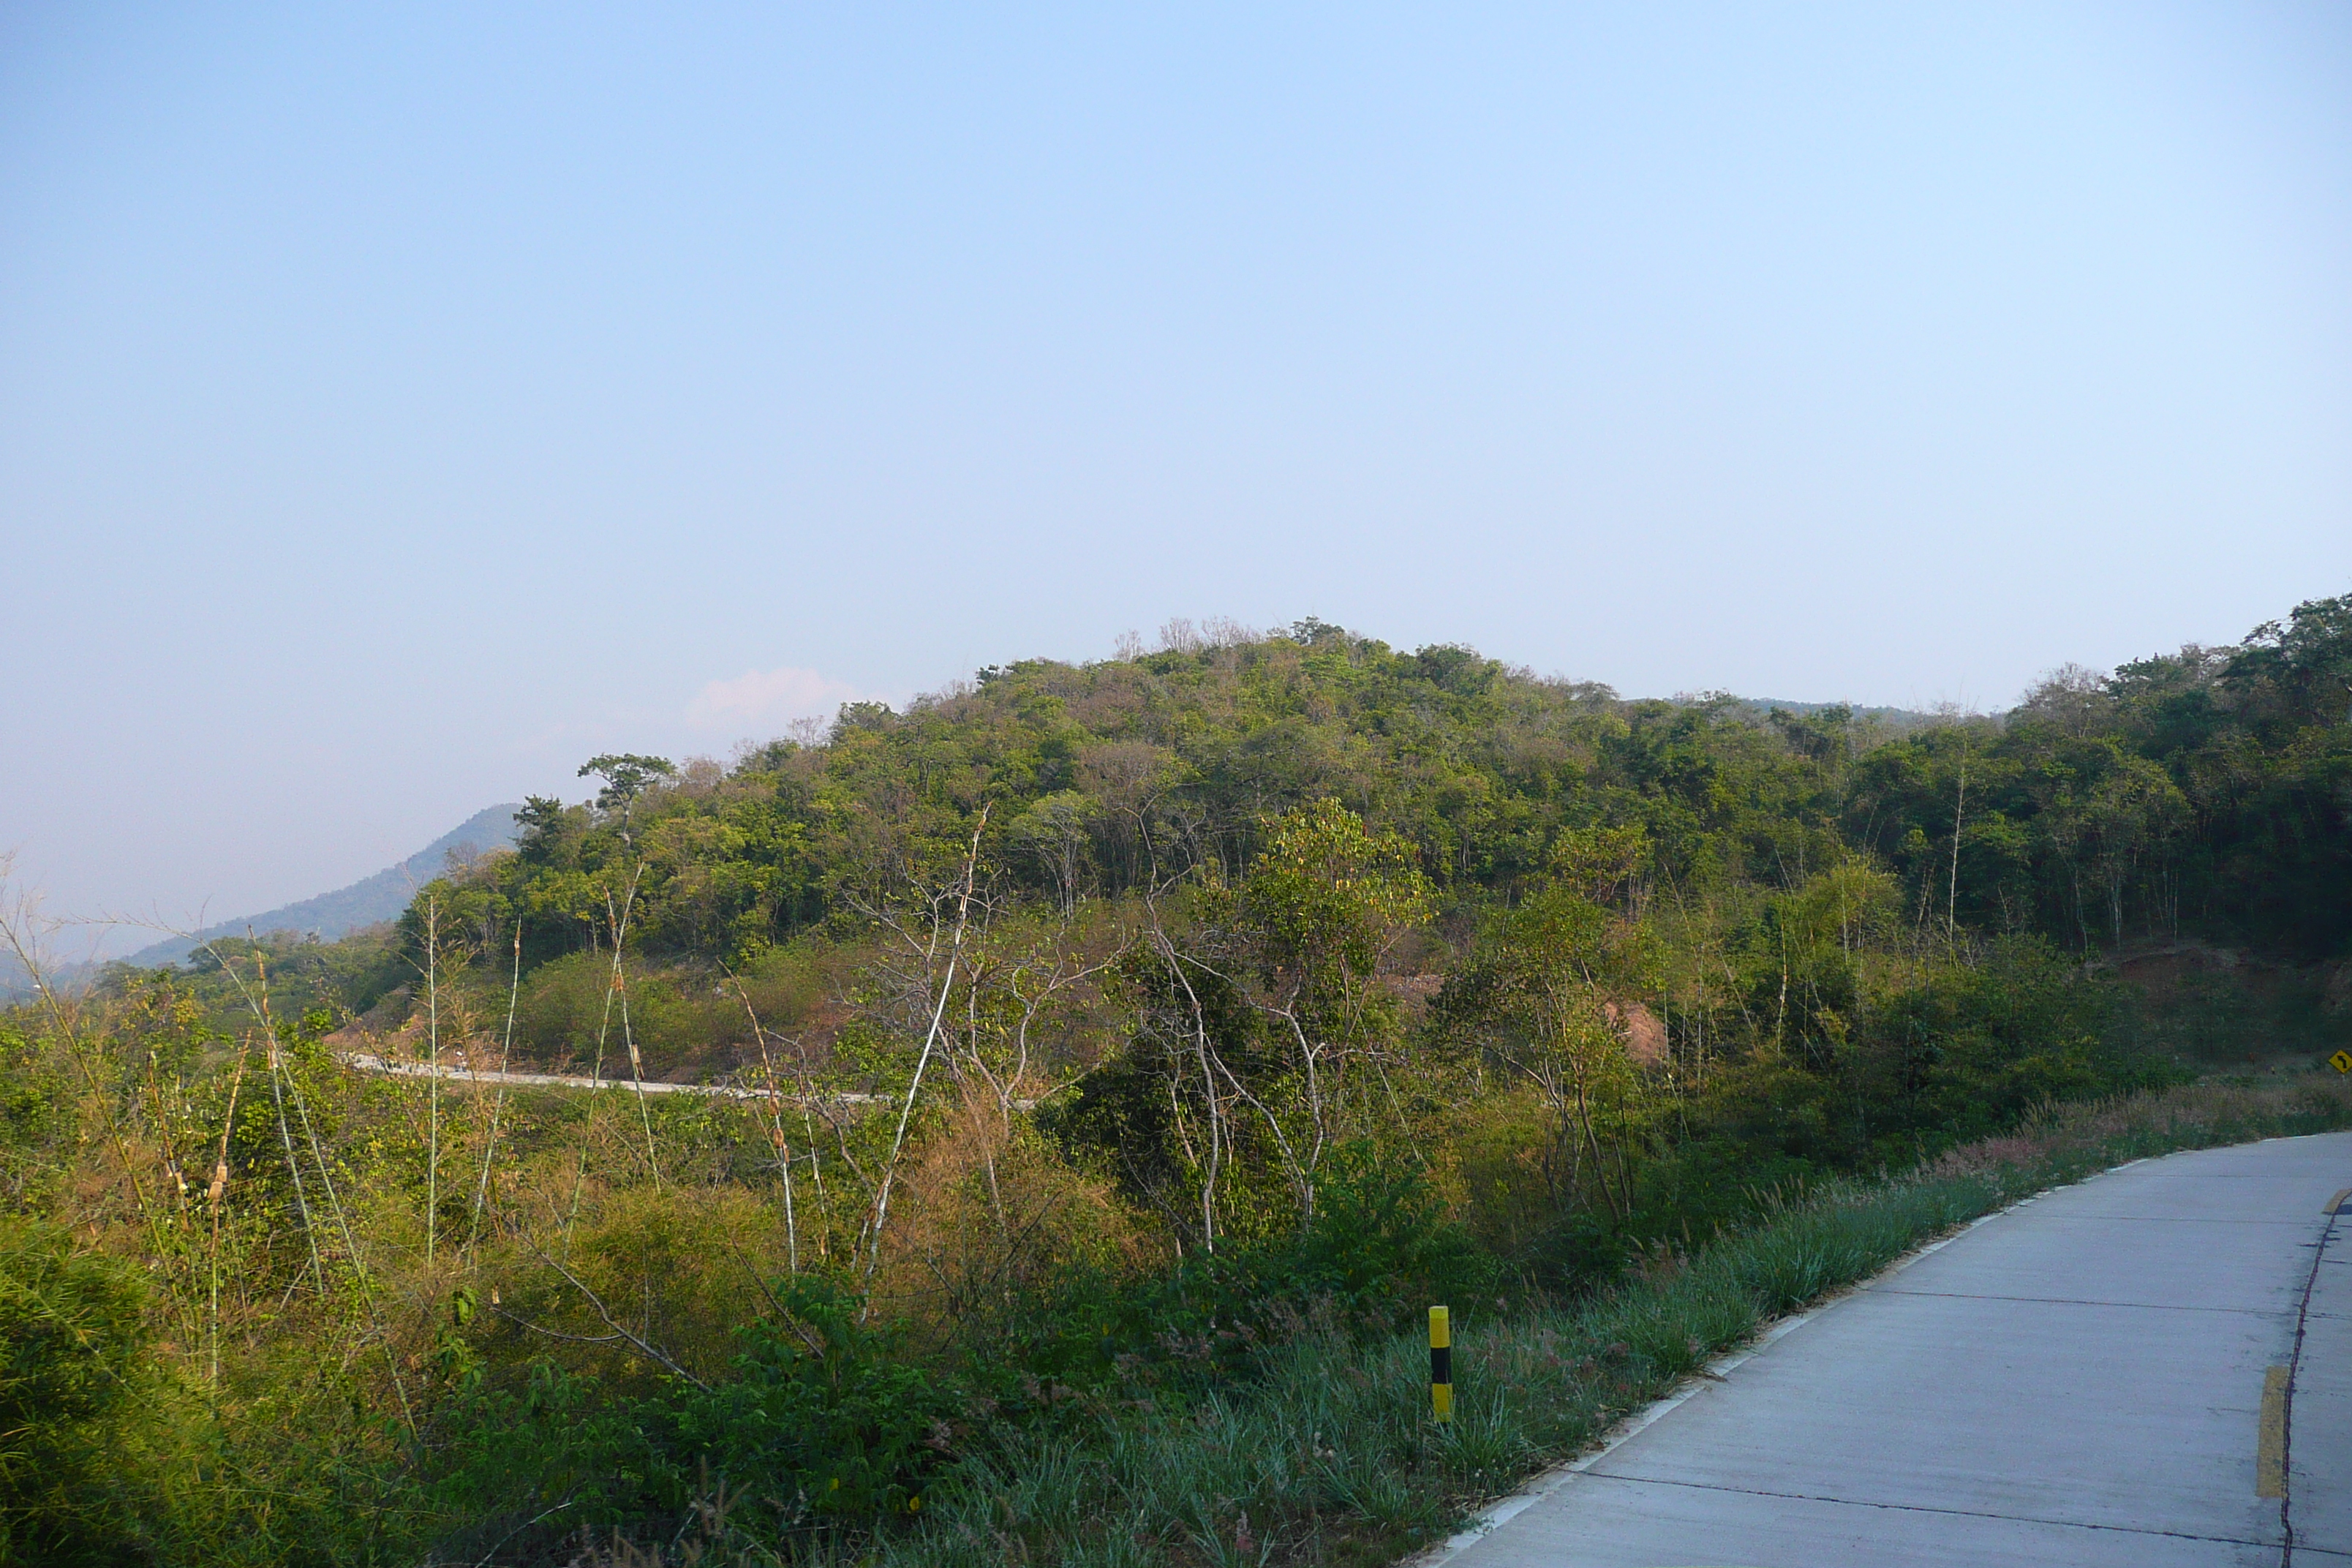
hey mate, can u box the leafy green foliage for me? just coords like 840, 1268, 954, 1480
423, 1276, 955, 1559
0, 1218, 151, 1567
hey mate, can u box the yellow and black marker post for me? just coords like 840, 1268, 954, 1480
1430, 1305, 1452, 1422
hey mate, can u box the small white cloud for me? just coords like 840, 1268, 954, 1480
685, 666, 869, 733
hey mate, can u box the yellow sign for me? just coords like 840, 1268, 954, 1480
2332, 1050, 2352, 1074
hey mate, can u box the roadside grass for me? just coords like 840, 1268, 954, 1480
686, 1074, 2352, 1568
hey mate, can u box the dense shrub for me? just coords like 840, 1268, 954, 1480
422, 1275, 956, 1561
0, 1217, 152, 1567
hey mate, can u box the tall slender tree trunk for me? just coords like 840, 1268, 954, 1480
423, 897, 440, 1265
1948, 747, 1968, 941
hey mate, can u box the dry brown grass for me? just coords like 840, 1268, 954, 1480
1924, 1074, 2352, 1181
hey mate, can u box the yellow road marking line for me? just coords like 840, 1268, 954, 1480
2327, 1188, 2351, 1215
2258, 1365, 2289, 1499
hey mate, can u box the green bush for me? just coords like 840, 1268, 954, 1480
422, 1275, 955, 1560
982, 1146, 1497, 1408
0, 1216, 153, 1567
663, 1276, 954, 1519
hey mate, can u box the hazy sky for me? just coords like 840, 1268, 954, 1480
4, 1, 2348, 943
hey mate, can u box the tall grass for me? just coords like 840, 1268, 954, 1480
753, 1077, 2351, 1568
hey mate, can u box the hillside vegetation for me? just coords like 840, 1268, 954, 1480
3, 597, 2349, 1566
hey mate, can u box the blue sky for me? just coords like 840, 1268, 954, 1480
3, 1, 2348, 943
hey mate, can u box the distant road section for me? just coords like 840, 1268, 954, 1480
1441, 1134, 2352, 1567
341, 1052, 939, 1107
342, 1052, 772, 1098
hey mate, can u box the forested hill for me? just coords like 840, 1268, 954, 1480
447, 597, 2351, 986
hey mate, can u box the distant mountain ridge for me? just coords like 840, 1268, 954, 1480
1735, 698, 1948, 728
118, 804, 524, 970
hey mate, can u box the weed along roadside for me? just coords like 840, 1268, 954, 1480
845, 1077, 2352, 1568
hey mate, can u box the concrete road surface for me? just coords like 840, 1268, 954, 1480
1440, 1133, 2352, 1567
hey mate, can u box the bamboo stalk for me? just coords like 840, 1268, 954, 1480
468, 926, 524, 1251
423, 895, 441, 1266
204, 1039, 249, 1389
863, 805, 990, 1292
